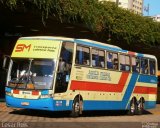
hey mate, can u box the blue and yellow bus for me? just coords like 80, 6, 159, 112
4, 36, 158, 116
157, 71, 160, 103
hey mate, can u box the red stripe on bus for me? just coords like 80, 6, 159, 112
128, 51, 136, 56
32, 91, 39, 95
70, 72, 129, 92
13, 89, 19, 94
133, 86, 157, 94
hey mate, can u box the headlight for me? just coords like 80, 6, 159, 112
6, 91, 12, 96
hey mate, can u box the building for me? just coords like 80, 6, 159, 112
152, 14, 160, 22
99, 0, 128, 9
118, 0, 129, 9
99, 0, 144, 15
129, 0, 144, 15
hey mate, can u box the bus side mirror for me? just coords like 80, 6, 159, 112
3, 55, 10, 70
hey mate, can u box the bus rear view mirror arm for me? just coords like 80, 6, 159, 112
3, 55, 11, 70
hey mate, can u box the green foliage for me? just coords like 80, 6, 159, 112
0, 0, 160, 46
0, 0, 17, 9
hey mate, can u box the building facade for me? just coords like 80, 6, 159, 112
152, 14, 160, 22
129, 0, 144, 15
99, 0, 144, 15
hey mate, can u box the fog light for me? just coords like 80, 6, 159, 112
6, 91, 12, 96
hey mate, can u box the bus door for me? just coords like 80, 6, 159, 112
55, 41, 74, 93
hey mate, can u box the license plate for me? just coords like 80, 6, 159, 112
21, 102, 29, 106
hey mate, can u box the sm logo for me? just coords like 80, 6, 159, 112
15, 44, 31, 52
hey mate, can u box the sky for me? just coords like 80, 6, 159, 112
143, 0, 160, 16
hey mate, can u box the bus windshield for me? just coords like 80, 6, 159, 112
7, 58, 55, 90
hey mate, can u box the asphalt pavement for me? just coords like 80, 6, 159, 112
0, 102, 160, 128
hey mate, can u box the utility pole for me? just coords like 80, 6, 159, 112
144, 3, 150, 16
116, 0, 119, 6
147, 4, 150, 16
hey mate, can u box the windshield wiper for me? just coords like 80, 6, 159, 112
25, 59, 35, 89
13, 59, 33, 89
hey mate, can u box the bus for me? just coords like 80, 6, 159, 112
157, 71, 160, 103
4, 36, 158, 117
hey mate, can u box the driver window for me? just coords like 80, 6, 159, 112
59, 42, 73, 74
55, 41, 74, 93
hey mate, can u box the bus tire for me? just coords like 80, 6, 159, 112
137, 98, 145, 115
70, 97, 82, 117
128, 99, 138, 115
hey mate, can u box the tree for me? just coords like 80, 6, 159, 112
0, 0, 160, 46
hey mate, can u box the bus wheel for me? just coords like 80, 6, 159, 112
129, 100, 138, 115
137, 99, 145, 115
70, 98, 82, 117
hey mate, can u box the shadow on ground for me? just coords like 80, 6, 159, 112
9, 109, 153, 118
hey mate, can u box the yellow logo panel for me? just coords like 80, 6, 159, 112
11, 39, 61, 59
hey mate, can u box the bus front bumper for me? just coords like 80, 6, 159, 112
6, 95, 55, 111
6, 95, 72, 111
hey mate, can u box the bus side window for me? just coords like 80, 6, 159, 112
91, 49, 98, 67
119, 54, 130, 72
107, 52, 118, 70
99, 50, 105, 68
76, 45, 90, 66
112, 53, 118, 70
149, 60, 155, 75
120, 54, 125, 71
113, 58, 118, 70
125, 55, 130, 71
107, 52, 113, 69
61, 42, 72, 64
60, 42, 74, 73
92, 49, 104, 68
131, 57, 136, 72
136, 57, 140, 73
158, 76, 160, 87
141, 58, 148, 74
132, 57, 140, 73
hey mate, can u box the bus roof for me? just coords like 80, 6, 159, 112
18, 36, 157, 60
75, 39, 156, 59
75, 39, 122, 52
19, 36, 74, 42
143, 54, 157, 60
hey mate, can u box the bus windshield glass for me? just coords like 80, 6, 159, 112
7, 59, 55, 90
